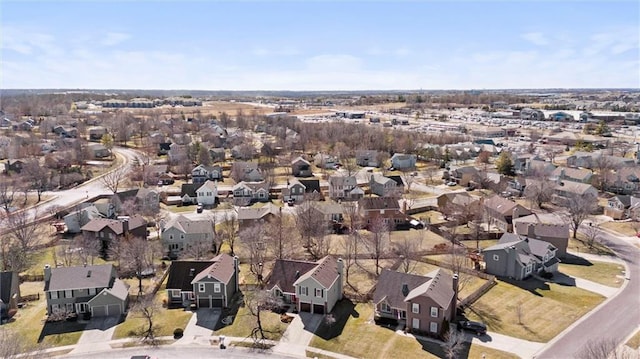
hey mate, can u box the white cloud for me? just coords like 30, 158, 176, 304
101, 32, 131, 46
521, 32, 549, 46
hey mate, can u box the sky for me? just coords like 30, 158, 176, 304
1, 1, 639, 90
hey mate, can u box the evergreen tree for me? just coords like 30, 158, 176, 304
495, 151, 514, 176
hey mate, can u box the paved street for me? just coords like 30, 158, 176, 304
536, 226, 640, 359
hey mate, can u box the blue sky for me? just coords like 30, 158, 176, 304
2, 1, 639, 90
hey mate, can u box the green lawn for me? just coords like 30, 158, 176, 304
559, 260, 625, 288
466, 279, 605, 342
309, 302, 517, 359
215, 306, 288, 341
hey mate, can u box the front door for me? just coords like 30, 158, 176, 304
412, 318, 420, 330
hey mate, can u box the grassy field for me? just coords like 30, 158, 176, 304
600, 221, 639, 237
465, 279, 604, 342
344, 259, 397, 297
559, 260, 625, 287
215, 306, 288, 341
112, 297, 193, 339
626, 329, 640, 349
22, 243, 108, 277
309, 302, 517, 359
569, 236, 615, 256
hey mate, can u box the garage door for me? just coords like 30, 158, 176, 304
198, 298, 209, 308
313, 304, 325, 314
211, 298, 223, 308
92, 306, 107, 317
299, 302, 311, 312
107, 304, 121, 316
197, 297, 224, 308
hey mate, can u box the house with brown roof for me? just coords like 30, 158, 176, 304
552, 181, 598, 206
483, 195, 532, 232
165, 254, 239, 309
373, 268, 456, 337
550, 166, 593, 184
450, 166, 481, 187
358, 197, 410, 230
513, 213, 570, 257
81, 215, 148, 257
265, 256, 343, 314
44, 264, 129, 318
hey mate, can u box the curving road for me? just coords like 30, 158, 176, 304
536, 226, 640, 358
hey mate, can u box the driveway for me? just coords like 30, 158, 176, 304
71, 316, 119, 354
273, 312, 324, 357
174, 309, 220, 346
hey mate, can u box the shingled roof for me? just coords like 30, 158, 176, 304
166, 261, 214, 292
266, 259, 318, 293
191, 253, 236, 284
45, 264, 115, 291
373, 269, 432, 310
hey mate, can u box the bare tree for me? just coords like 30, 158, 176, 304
364, 217, 390, 276
563, 193, 598, 239
447, 243, 472, 296
575, 337, 631, 359
441, 329, 465, 359
21, 160, 52, 202
100, 166, 128, 194
239, 223, 267, 284
133, 295, 161, 343
264, 208, 293, 260
120, 237, 161, 296
395, 233, 422, 273
75, 233, 101, 265
182, 238, 214, 260
295, 200, 330, 260
0, 327, 44, 358
592, 155, 618, 191
1, 209, 43, 272
0, 179, 16, 213
244, 288, 283, 348
583, 222, 601, 249
219, 212, 238, 256
523, 176, 555, 209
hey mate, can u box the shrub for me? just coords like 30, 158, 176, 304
173, 328, 184, 339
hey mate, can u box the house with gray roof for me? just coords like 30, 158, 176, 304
161, 215, 215, 258
356, 150, 381, 167
64, 204, 104, 234
192, 164, 223, 183
373, 268, 456, 337
44, 264, 129, 318
369, 174, 402, 197
550, 166, 593, 184
483, 233, 559, 280
291, 157, 313, 177
552, 181, 598, 206
266, 256, 343, 314
483, 195, 532, 233
513, 213, 570, 257
328, 175, 363, 201
604, 195, 640, 220
166, 254, 239, 309
231, 161, 264, 182
236, 203, 281, 228
390, 153, 417, 170
232, 181, 270, 206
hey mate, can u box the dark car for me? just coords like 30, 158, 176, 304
458, 320, 487, 335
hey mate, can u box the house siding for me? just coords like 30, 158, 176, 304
406, 296, 449, 336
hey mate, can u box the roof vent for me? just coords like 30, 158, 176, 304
87, 270, 92, 278
294, 270, 300, 279
189, 268, 195, 277
401, 283, 409, 297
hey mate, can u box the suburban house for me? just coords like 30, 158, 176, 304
525, 159, 556, 176
112, 188, 160, 215
209, 147, 226, 163
237, 203, 281, 228
512, 213, 570, 257
356, 150, 381, 167
604, 195, 640, 220
483, 233, 559, 280
314, 153, 339, 169
436, 192, 479, 216
0, 271, 20, 323
390, 153, 416, 170
291, 157, 313, 177
450, 166, 481, 187
358, 197, 409, 230
265, 256, 343, 314
550, 167, 593, 184
196, 180, 218, 207
373, 268, 456, 337
370, 174, 403, 197
482, 195, 532, 233
307, 201, 345, 229
231, 162, 264, 182
181, 183, 199, 205
566, 152, 634, 170
232, 181, 270, 206
63, 204, 105, 234
282, 178, 307, 204
166, 254, 239, 309
168, 143, 189, 163
231, 145, 256, 160
192, 164, 223, 183
161, 215, 215, 258
87, 143, 111, 159
607, 167, 640, 195
552, 181, 598, 206
328, 175, 364, 201
53, 125, 78, 138
44, 264, 129, 317
88, 126, 107, 141
80, 216, 148, 256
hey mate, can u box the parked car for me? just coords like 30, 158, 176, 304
458, 320, 487, 335
196, 203, 203, 213
446, 181, 457, 186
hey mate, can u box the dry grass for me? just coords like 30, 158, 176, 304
466, 279, 604, 342
626, 329, 640, 349
569, 236, 615, 256
215, 305, 288, 341
558, 260, 625, 288
388, 229, 450, 252
600, 221, 639, 237
344, 259, 397, 296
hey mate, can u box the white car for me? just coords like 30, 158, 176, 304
446, 181, 457, 186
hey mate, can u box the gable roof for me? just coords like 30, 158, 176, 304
405, 268, 455, 310
181, 183, 198, 197
166, 261, 213, 291
555, 181, 596, 196
191, 253, 236, 284
45, 264, 115, 291
358, 197, 400, 210
163, 215, 214, 235
485, 233, 557, 263
329, 175, 357, 187
236, 203, 281, 220
197, 180, 218, 193
80, 215, 147, 234
483, 195, 518, 216
266, 259, 318, 293
373, 269, 431, 309
299, 179, 321, 194
294, 256, 341, 289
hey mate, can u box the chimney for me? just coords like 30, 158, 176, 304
451, 274, 459, 322
189, 268, 195, 277
234, 256, 240, 292
294, 270, 300, 279
122, 217, 129, 234
401, 283, 409, 297
44, 264, 51, 282
87, 270, 92, 278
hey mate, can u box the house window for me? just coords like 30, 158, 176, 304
89, 288, 96, 295
51, 304, 60, 313
400, 310, 406, 319
493, 254, 500, 261
430, 322, 438, 333
64, 290, 72, 298
430, 307, 438, 318
299, 286, 308, 296
76, 303, 89, 313
315, 288, 323, 298
412, 303, 420, 314
66, 303, 74, 312
50, 291, 58, 299
380, 302, 391, 313
214, 283, 221, 293
198, 283, 206, 292
170, 290, 181, 298
188, 292, 195, 300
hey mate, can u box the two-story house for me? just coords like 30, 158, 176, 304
314, 153, 339, 169
356, 150, 381, 167
607, 167, 640, 195
265, 256, 343, 314
450, 166, 481, 187
196, 180, 218, 207
232, 181, 270, 206
604, 195, 640, 220
166, 254, 239, 309
44, 264, 129, 318
328, 175, 363, 201
512, 213, 570, 257
64, 204, 105, 234
552, 181, 598, 206
483, 233, 559, 280
373, 268, 456, 337
291, 157, 313, 177
358, 197, 409, 230
369, 174, 402, 197
390, 153, 416, 170
112, 188, 160, 215
191, 164, 223, 183
80, 216, 148, 257
237, 203, 281, 228
550, 167, 593, 184
161, 215, 215, 258
231, 162, 264, 183
482, 195, 532, 233
282, 178, 307, 204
